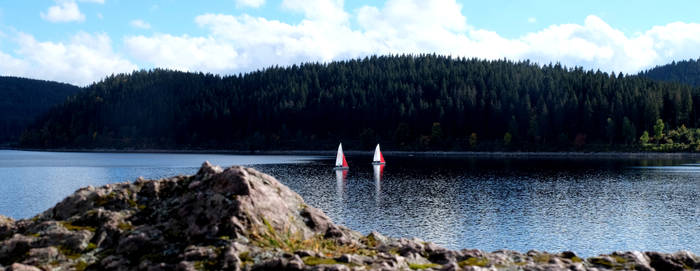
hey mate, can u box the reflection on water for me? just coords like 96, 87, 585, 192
373, 164, 384, 204
0, 150, 318, 219
258, 156, 700, 257
1, 150, 698, 257
335, 169, 348, 199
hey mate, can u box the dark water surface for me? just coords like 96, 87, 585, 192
0, 150, 698, 257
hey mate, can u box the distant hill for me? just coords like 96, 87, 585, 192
640, 59, 700, 86
0, 77, 81, 144
18, 55, 700, 151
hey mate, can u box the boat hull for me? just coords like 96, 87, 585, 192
371, 162, 386, 165
334, 167, 349, 170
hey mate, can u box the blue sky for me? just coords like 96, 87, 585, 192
2, 0, 700, 85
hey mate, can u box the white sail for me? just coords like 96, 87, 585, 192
373, 144, 381, 162
335, 143, 344, 167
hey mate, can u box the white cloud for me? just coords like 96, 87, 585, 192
121, 0, 700, 76
281, 0, 349, 25
12, 0, 700, 85
0, 32, 136, 86
130, 19, 151, 29
236, 0, 265, 8
41, 0, 85, 23
78, 0, 105, 3
125, 34, 239, 73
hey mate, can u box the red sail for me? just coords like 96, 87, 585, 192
380, 152, 385, 163
342, 154, 349, 168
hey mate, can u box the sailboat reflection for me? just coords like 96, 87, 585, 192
335, 169, 348, 198
373, 164, 384, 204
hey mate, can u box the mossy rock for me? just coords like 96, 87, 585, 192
409, 263, 440, 270
60, 221, 96, 232
302, 256, 340, 266
458, 257, 490, 267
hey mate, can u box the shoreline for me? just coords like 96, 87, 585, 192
5, 147, 700, 159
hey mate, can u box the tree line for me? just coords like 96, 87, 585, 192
18, 55, 700, 151
0, 76, 80, 144
640, 58, 700, 87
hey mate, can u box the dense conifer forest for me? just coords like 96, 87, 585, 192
17, 55, 700, 151
640, 59, 700, 87
0, 77, 81, 144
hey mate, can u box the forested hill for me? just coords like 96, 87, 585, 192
0, 76, 81, 144
18, 55, 700, 151
640, 59, 700, 86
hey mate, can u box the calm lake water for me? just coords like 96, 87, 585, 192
0, 150, 698, 257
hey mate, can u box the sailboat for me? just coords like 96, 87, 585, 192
372, 144, 386, 165
334, 143, 349, 169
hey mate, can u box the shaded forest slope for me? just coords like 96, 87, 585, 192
640, 58, 700, 87
0, 77, 81, 144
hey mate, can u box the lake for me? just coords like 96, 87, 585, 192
0, 150, 698, 257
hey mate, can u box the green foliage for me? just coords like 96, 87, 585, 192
117, 222, 134, 231
458, 257, 490, 267
503, 132, 512, 146
640, 131, 650, 145
469, 133, 478, 147
18, 55, 700, 151
86, 243, 97, 251
409, 263, 440, 269
60, 221, 96, 232
58, 245, 82, 260
302, 256, 341, 266
621, 117, 636, 144
605, 118, 615, 144
654, 119, 665, 143
250, 218, 367, 257
640, 124, 700, 151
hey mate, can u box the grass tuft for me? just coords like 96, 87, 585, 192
117, 222, 134, 231
61, 221, 96, 232
458, 257, 490, 267
58, 245, 82, 260
249, 217, 366, 258
302, 256, 340, 266
409, 263, 440, 270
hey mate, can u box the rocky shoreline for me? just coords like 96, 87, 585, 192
0, 162, 697, 271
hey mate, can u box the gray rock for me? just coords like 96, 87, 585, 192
428, 248, 457, 265
336, 254, 372, 266
366, 231, 390, 247
286, 255, 305, 271
181, 245, 216, 261
6, 264, 40, 271
0, 216, 14, 241
221, 246, 242, 270
0, 234, 35, 263
101, 255, 130, 270
22, 247, 59, 266
175, 261, 197, 271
